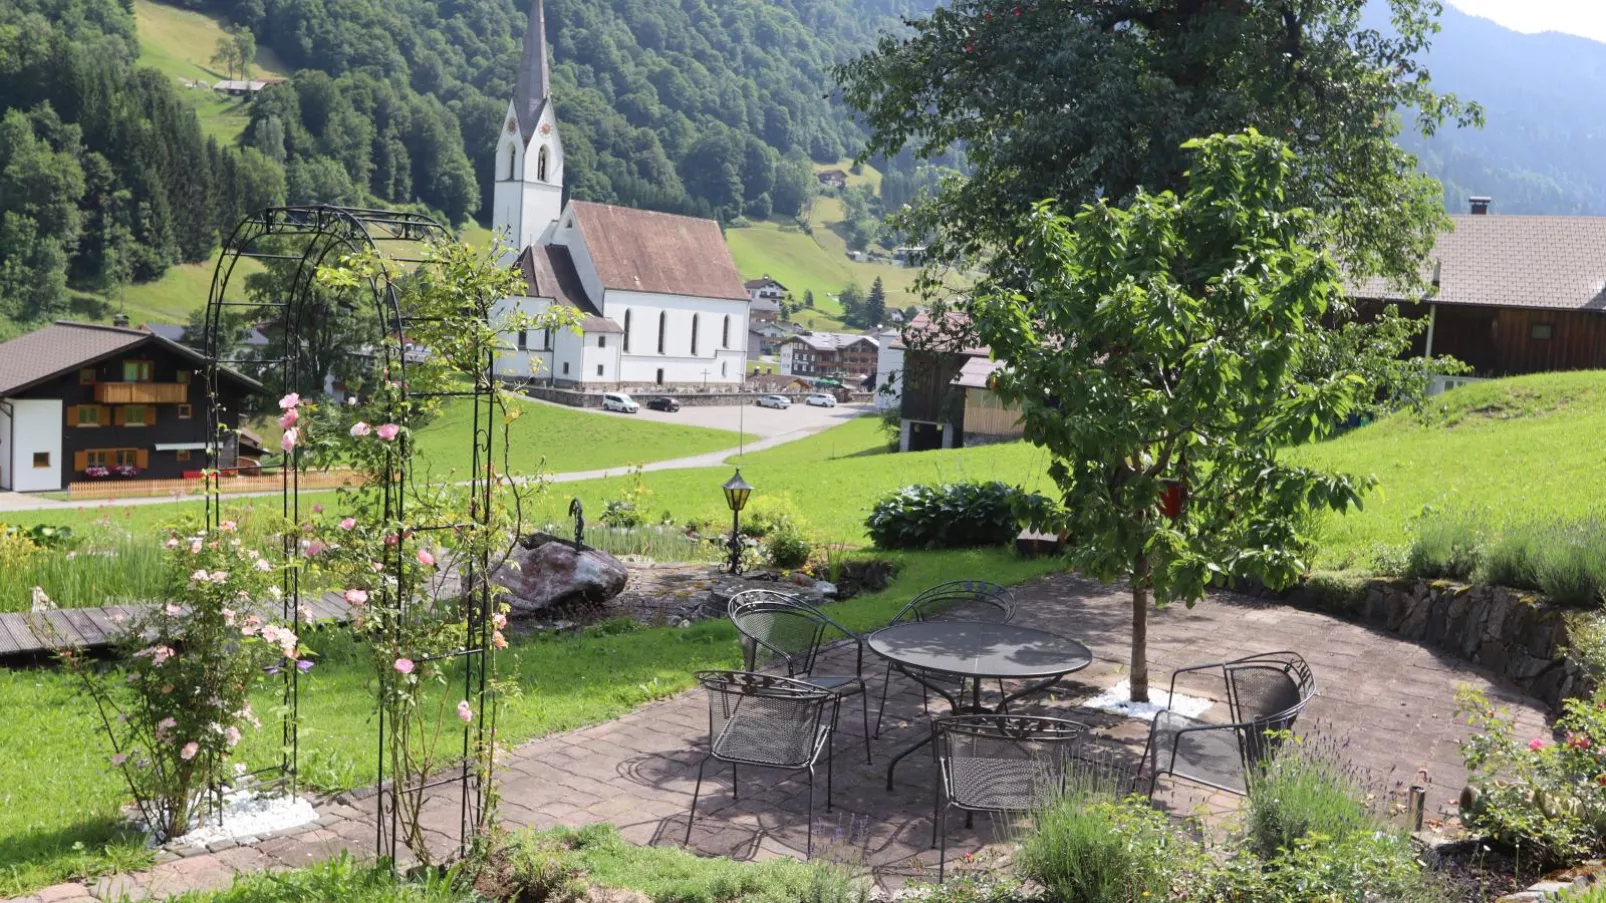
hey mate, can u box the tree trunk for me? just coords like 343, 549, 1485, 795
1131, 553, 1151, 703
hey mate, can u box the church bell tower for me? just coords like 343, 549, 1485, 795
492, 0, 564, 265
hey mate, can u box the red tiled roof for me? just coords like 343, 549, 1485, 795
518, 244, 623, 333
567, 201, 748, 301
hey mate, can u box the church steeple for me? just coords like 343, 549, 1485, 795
512, 0, 550, 147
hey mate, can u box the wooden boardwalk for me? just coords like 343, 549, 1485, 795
0, 593, 358, 657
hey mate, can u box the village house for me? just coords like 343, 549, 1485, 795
892, 312, 1023, 452
816, 169, 848, 190
778, 332, 879, 381
744, 276, 786, 303
0, 322, 260, 492
490, 0, 751, 390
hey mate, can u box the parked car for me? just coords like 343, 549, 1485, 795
804, 393, 837, 408
757, 394, 792, 409
646, 396, 680, 412
601, 392, 639, 413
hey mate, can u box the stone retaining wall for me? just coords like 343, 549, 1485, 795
1287, 578, 1589, 711
510, 383, 871, 409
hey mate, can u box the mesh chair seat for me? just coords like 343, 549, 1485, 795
1147, 711, 1248, 795
712, 714, 830, 769
948, 756, 1050, 811
801, 675, 865, 696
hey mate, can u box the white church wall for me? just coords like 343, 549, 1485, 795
550, 213, 605, 306
491, 296, 563, 382
604, 290, 747, 386
579, 333, 620, 384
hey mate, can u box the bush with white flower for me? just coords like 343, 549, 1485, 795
47, 519, 297, 841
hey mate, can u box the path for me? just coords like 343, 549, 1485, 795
8, 572, 1550, 902
0, 405, 871, 513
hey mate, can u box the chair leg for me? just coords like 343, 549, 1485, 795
873, 663, 893, 738
827, 730, 834, 812
806, 765, 815, 859
731, 762, 739, 801
938, 804, 947, 884
861, 688, 873, 765
684, 755, 709, 847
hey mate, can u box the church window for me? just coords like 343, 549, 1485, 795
722, 315, 730, 348
691, 314, 700, 356
517, 330, 528, 351
657, 312, 666, 354
598, 335, 606, 348
623, 310, 631, 352
537, 146, 549, 182
506, 145, 517, 180
721, 361, 728, 378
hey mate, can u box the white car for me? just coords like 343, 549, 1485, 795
804, 393, 837, 408
757, 394, 792, 409
601, 392, 639, 413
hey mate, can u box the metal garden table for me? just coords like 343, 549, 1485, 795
867, 620, 1093, 790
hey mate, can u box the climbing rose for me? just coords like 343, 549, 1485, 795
376, 423, 400, 441
1530, 738, 1547, 751
456, 701, 473, 723
280, 428, 299, 452
417, 548, 435, 567
279, 393, 300, 410
278, 409, 298, 429
339, 517, 357, 531
345, 589, 369, 606
254, 557, 273, 572
224, 726, 241, 747
180, 742, 199, 761
111, 752, 128, 766
394, 658, 414, 675
350, 422, 371, 438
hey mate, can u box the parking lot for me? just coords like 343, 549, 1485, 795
591, 395, 872, 438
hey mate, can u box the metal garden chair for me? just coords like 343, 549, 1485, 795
1140, 651, 1316, 797
728, 589, 873, 765
684, 670, 836, 856
931, 713, 1089, 882
873, 581, 1017, 738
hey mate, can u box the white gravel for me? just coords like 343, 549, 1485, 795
1082, 679, 1212, 722
170, 790, 319, 849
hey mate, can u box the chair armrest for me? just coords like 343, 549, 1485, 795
1166, 661, 1228, 710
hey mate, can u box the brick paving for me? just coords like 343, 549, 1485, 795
7, 572, 1550, 901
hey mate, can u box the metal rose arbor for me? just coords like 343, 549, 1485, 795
201, 205, 563, 865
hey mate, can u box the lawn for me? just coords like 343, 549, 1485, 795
0, 547, 1063, 895
133, 0, 290, 144
1288, 370, 1606, 570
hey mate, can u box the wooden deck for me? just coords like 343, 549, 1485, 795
0, 592, 358, 657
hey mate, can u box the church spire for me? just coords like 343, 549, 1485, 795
513, 0, 550, 146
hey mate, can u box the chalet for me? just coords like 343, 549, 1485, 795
749, 297, 782, 324
1353, 198, 1606, 383
816, 170, 848, 190
744, 276, 787, 303
892, 311, 1022, 451
0, 322, 261, 492
778, 332, 879, 380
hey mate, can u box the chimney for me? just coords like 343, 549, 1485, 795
1469, 196, 1492, 215
112, 312, 131, 328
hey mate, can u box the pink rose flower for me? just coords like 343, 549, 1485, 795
277, 409, 298, 429
224, 726, 241, 747
376, 423, 400, 441
189, 539, 203, 554
339, 517, 357, 531
456, 700, 473, 723
492, 631, 508, 650
1531, 738, 1547, 751
279, 392, 301, 411
180, 742, 199, 761
417, 548, 435, 568
313, 503, 323, 514
254, 557, 273, 572
394, 658, 414, 675
164, 538, 180, 550
280, 428, 299, 452
345, 589, 369, 606
111, 752, 129, 766
350, 422, 372, 438
305, 540, 326, 557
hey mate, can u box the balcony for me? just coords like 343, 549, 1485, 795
95, 382, 189, 404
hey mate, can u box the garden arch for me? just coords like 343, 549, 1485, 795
201, 205, 498, 863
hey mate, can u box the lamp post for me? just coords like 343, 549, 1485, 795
722, 468, 752, 574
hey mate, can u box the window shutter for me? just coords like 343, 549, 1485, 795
99, 405, 111, 424
114, 406, 126, 426
136, 449, 149, 469
66, 405, 78, 425
145, 405, 156, 424
74, 451, 87, 471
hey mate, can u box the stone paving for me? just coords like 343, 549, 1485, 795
8, 572, 1551, 902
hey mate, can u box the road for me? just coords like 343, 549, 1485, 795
0, 400, 873, 513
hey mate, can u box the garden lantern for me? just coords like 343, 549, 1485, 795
722, 468, 753, 574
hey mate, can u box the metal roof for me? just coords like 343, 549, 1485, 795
567, 201, 749, 302
0, 322, 262, 396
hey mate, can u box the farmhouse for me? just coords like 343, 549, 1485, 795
816, 170, 848, 189
778, 332, 879, 380
0, 322, 260, 492
893, 312, 1023, 452
1353, 198, 1606, 381
491, 0, 751, 390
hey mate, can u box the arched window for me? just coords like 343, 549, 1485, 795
505, 145, 517, 180
623, 310, 631, 352
722, 315, 730, 348
657, 312, 666, 354
691, 314, 700, 356
537, 146, 549, 182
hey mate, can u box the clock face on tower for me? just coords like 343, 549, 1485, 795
539, 122, 552, 136
505, 119, 517, 134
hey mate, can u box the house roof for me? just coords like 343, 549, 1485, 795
953, 357, 1005, 389
566, 202, 748, 302
1353, 214, 1606, 311
749, 297, 781, 313
139, 323, 188, 344
0, 322, 263, 397
892, 311, 990, 355
784, 331, 879, 352
744, 277, 786, 291
512, 0, 552, 147
517, 244, 624, 333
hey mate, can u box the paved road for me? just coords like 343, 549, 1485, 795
0, 402, 873, 512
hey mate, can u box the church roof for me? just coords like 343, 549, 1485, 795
512, 0, 551, 147
567, 201, 748, 302
517, 244, 624, 334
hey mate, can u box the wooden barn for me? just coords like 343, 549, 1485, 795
1353, 201, 1606, 378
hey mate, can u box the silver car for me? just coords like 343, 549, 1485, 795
601, 392, 639, 413
804, 393, 837, 408
757, 394, 791, 409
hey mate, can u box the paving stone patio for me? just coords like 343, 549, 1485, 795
6, 572, 1550, 902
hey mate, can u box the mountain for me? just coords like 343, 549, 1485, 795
1379, 2, 1606, 215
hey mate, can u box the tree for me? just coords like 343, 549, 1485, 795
837, 283, 865, 324
972, 132, 1373, 702
803, 289, 815, 309
839, 0, 1481, 290
866, 277, 887, 327
233, 27, 256, 80
211, 35, 240, 80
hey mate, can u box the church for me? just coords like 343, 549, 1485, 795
490, 0, 751, 389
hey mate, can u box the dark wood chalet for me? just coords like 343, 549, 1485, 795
0, 322, 262, 492
1353, 202, 1606, 378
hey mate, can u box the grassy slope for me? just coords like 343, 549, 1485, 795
133, 0, 290, 143
1289, 371, 1606, 569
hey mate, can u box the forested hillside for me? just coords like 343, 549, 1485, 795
0, 0, 921, 338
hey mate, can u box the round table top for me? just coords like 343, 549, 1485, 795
866, 621, 1093, 681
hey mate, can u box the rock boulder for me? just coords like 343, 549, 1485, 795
493, 533, 628, 615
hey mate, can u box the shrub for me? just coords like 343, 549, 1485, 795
765, 526, 813, 569
1300, 570, 1370, 617
598, 500, 643, 529
1019, 772, 1197, 903
1481, 523, 1546, 590
1532, 520, 1606, 608
742, 495, 807, 538
1246, 736, 1378, 859
865, 481, 1028, 550
1405, 510, 1485, 581
1204, 832, 1447, 903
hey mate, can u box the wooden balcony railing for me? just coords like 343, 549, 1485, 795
95, 382, 189, 404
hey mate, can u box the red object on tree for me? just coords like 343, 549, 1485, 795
1158, 480, 1187, 519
